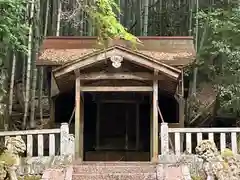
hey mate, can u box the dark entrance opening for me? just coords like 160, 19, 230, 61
54, 90, 178, 161
84, 92, 151, 161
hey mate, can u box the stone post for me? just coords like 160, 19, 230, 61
68, 134, 75, 156
160, 123, 169, 155
60, 123, 69, 156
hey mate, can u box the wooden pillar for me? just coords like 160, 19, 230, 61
50, 97, 55, 128
75, 70, 83, 160
179, 97, 185, 128
179, 97, 185, 152
81, 94, 84, 158
152, 70, 158, 162
150, 101, 153, 159
179, 71, 185, 152
49, 71, 59, 128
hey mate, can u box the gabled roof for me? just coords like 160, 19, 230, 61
53, 45, 181, 81
38, 36, 196, 69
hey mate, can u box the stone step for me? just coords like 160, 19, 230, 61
42, 166, 73, 180
41, 163, 191, 180
72, 173, 157, 180
73, 161, 154, 166
73, 162, 156, 174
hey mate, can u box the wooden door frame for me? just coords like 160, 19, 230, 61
74, 77, 158, 162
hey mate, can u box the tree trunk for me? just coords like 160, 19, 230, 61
38, 0, 49, 123
56, 0, 62, 36
192, 0, 199, 96
143, 0, 149, 36
8, 53, 16, 129
30, 69, 37, 128
23, 0, 35, 129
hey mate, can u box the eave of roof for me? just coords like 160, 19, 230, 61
44, 36, 194, 40
53, 45, 181, 81
37, 36, 196, 68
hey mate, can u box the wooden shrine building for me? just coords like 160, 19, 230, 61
37, 36, 195, 162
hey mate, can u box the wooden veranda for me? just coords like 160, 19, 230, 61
37, 36, 195, 162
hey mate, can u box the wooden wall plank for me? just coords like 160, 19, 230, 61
78, 72, 165, 80
81, 86, 153, 92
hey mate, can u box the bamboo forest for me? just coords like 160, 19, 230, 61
1, 0, 240, 132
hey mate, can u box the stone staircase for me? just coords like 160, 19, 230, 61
72, 162, 157, 180
42, 161, 191, 180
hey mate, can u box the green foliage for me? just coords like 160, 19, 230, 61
0, 147, 40, 179
0, 150, 16, 166
0, 0, 28, 123
0, 148, 16, 179
197, 3, 240, 114
87, 0, 140, 46
18, 175, 41, 180
0, 0, 28, 121
0, 0, 28, 54
191, 176, 204, 180
221, 148, 234, 158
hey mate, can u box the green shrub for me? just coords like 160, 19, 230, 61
18, 176, 41, 180
191, 176, 204, 180
221, 148, 234, 158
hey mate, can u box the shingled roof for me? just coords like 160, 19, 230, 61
37, 36, 195, 69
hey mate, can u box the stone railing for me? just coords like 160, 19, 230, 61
160, 123, 240, 155
0, 123, 74, 175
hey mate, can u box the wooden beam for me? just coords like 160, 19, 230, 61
97, 100, 141, 103
74, 72, 83, 160
77, 72, 165, 81
55, 50, 116, 77
74, 69, 80, 75
81, 86, 153, 92
116, 49, 180, 79
54, 48, 180, 80
152, 70, 159, 162
83, 79, 150, 87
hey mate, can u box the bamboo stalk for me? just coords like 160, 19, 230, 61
38, 0, 49, 124
29, 0, 41, 128
159, 0, 162, 36
44, 0, 49, 36
23, 0, 35, 129
38, 67, 44, 123
188, 0, 193, 36
22, 2, 30, 99
30, 69, 37, 128
56, 0, 62, 36
143, 0, 149, 36
80, 1, 84, 36
140, 0, 143, 35
192, 0, 199, 96
8, 54, 16, 118
51, 0, 57, 35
